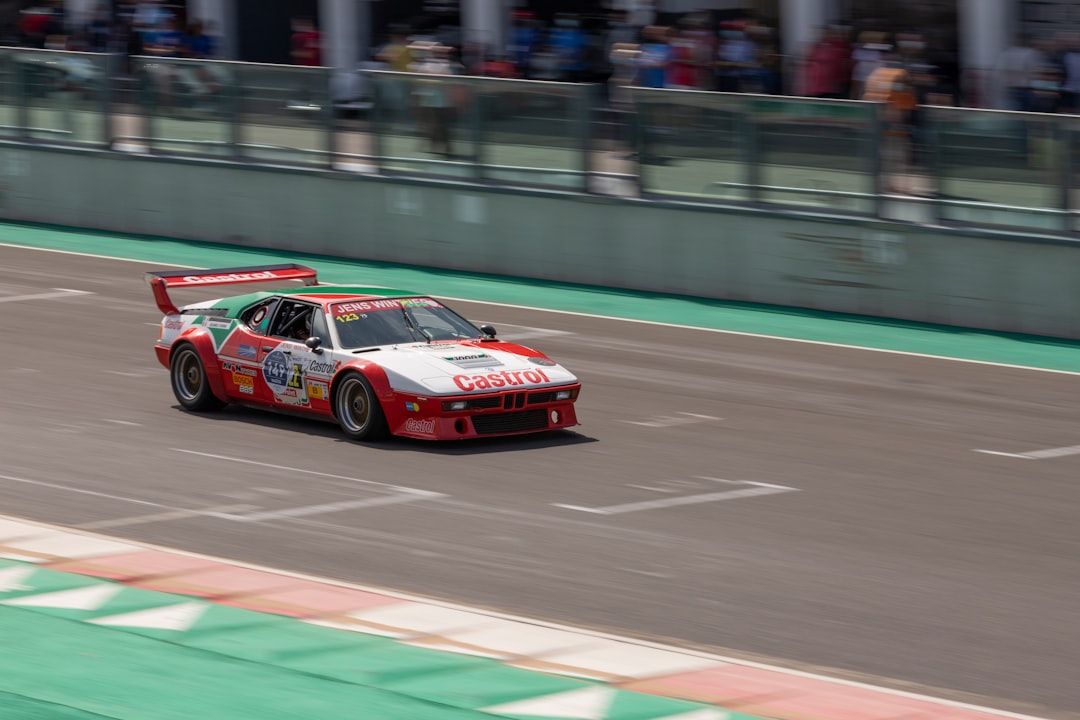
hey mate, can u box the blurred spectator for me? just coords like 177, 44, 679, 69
851, 31, 888, 99
379, 26, 416, 72
509, 10, 540, 77
716, 22, 756, 92
802, 26, 850, 98
863, 54, 916, 189
749, 22, 781, 94
997, 35, 1043, 111
290, 17, 321, 67
666, 26, 697, 90
1029, 64, 1062, 113
549, 12, 587, 82
18, 5, 61, 48
1059, 33, 1080, 112
637, 25, 670, 89
409, 43, 462, 157
86, 3, 112, 53
132, 0, 171, 39
529, 42, 562, 81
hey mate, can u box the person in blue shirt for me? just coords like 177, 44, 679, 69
549, 13, 587, 82
637, 25, 671, 89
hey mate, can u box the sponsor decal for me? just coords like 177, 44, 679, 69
232, 373, 254, 388
206, 319, 232, 329
405, 401, 420, 412
262, 350, 294, 395
405, 417, 436, 434
528, 356, 557, 367
442, 352, 500, 369
163, 318, 183, 330
333, 299, 408, 316
453, 369, 550, 391
221, 361, 256, 375
306, 381, 327, 400
401, 298, 442, 308
306, 359, 336, 376
238, 384, 254, 395
238, 344, 257, 359
180, 271, 278, 284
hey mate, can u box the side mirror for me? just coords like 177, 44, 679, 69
305, 336, 324, 353
480, 324, 497, 340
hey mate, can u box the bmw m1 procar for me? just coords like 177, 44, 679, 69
148, 264, 581, 441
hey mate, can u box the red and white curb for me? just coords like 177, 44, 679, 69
0, 514, 1052, 720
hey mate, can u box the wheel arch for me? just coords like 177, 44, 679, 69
170, 331, 230, 404
328, 359, 394, 420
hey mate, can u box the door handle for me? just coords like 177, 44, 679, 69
261, 346, 272, 352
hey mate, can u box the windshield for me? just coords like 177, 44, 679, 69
330, 297, 482, 348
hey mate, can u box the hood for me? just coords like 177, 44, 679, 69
361, 342, 578, 395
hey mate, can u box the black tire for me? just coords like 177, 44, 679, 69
170, 343, 226, 412
333, 371, 388, 441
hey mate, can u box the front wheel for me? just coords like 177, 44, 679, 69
334, 372, 388, 441
170, 343, 226, 412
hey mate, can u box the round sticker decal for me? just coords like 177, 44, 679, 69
251, 306, 267, 325
262, 349, 290, 394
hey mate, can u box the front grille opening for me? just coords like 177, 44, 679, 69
471, 409, 549, 435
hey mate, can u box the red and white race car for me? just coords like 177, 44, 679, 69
148, 264, 581, 441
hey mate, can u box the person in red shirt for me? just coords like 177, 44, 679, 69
290, 17, 322, 67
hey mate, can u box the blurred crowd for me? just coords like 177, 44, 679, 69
9, 1, 1080, 119
6, 1, 219, 64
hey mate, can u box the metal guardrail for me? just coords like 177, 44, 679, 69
2, 47, 1079, 233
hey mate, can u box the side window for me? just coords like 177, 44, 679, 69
270, 301, 316, 342
310, 309, 332, 348
240, 298, 279, 335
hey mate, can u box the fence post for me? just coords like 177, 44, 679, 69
227, 65, 241, 159
868, 102, 883, 218
470, 80, 485, 181
579, 82, 593, 193
742, 98, 760, 204
1058, 118, 1071, 232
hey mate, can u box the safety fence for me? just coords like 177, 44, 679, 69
2, 47, 1080, 234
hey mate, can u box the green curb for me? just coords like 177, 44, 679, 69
1, 562, 761, 720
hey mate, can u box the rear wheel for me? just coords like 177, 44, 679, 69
334, 372, 388, 441
170, 344, 225, 412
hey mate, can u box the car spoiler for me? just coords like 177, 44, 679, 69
146, 263, 319, 315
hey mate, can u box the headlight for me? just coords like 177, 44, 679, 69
555, 390, 573, 401
442, 400, 468, 411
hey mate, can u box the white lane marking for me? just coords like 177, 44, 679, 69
0, 473, 177, 510
102, 419, 142, 427
0, 288, 92, 303
106, 370, 158, 378
0, 511, 1050, 720
622, 412, 720, 428
553, 480, 797, 516
974, 450, 1033, 459
975, 444, 1080, 460
170, 449, 442, 497
4, 242, 1077, 379
75, 505, 259, 530
210, 493, 447, 523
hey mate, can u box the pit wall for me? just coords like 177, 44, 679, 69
3, 145, 1078, 339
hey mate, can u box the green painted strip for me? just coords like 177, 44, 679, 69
0, 562, 757, 720
4, 221, 1080, 372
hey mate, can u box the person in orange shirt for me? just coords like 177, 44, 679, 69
863, 55, 916, 191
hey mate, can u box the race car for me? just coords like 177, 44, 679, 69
147, 264, 581, 441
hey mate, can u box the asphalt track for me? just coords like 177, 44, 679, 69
1, 228, 1079, 719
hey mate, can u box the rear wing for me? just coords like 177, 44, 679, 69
146, 263, 319, 315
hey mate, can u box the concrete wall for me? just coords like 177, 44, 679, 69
3, 144, 1080, 339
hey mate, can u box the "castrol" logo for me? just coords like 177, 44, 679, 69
405, 418, 436, 434
180, 271, 277, 284
453, 369, 549, 391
